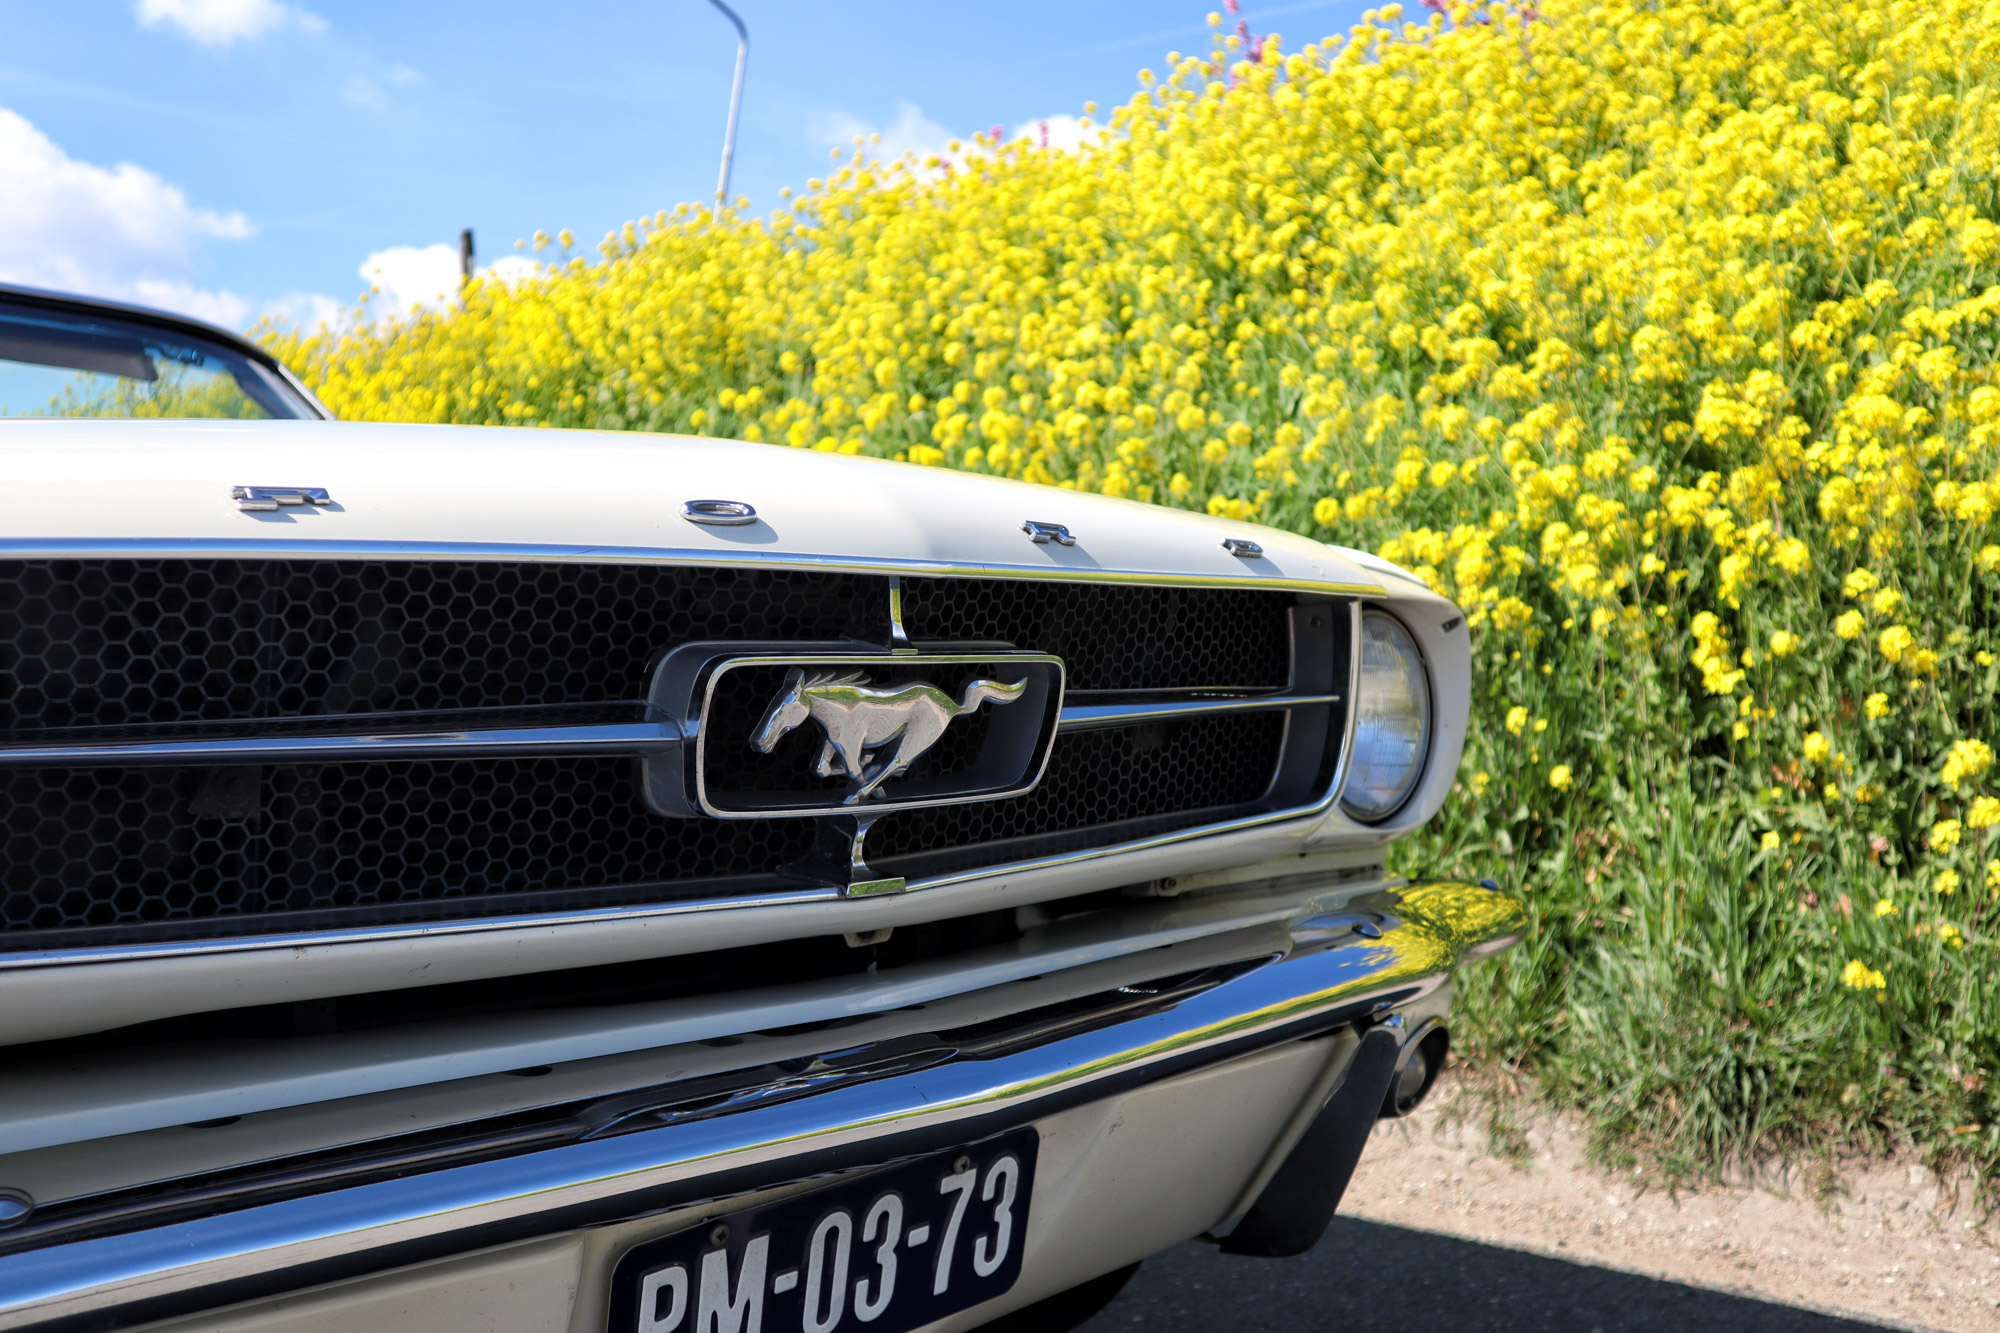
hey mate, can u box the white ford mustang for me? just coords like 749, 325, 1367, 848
0, 285, 1521, 1333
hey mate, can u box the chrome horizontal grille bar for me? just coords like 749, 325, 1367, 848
1055, 692, 1340, 732
0, 694, 1337, 766
0, 721, 683, 767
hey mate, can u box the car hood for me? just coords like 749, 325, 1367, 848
0, 420, 1383, 592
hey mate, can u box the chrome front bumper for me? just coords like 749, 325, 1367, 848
0, 880, 1523, 1332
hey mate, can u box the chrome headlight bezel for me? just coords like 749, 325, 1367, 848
1338, 606, 1434, 824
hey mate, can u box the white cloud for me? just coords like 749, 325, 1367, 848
810, 101, 958, 165
359, 243, 460, 320
0, 106, 256, 328
807, 103, 1105, 184
356, 244, 540, 323
341, 64, 423, 111
135, 0, 324, 46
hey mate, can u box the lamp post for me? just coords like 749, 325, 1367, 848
705, 0, 748, 216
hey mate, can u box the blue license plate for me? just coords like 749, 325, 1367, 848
607, 1128, 1038, 1333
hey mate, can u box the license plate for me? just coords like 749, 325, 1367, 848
607, 1128, 1039, 1333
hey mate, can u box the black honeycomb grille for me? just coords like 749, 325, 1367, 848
869, 712, 1288, 877
0, 559, 1315, 946
0, 760, 818, 938
0, 560, 883, 731
900, 579, 1292, 691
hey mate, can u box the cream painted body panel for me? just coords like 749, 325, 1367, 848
131, 1038, 1331, 1333
0, 419, 1378, 591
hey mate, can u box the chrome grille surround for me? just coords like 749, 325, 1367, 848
0, 545, 1373, 960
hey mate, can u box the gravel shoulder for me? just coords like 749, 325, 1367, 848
1334, 1073, 2000, 1331
1076, 1071, 2000, 1333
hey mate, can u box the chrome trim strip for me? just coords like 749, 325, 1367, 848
899, 793, 1330, 895
1, 903, 1309, 1155
0, 538, 1383, 596
1055, 692, 1339, 732
0, 722, 681, 768
0, 885, 845, 971
0, 696, 1335, 767
0, 886, 1523, 1332
0, 799, 1339, 971
1330, 599, 1365, 807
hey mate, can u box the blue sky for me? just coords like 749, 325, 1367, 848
0, 0, 1368, 331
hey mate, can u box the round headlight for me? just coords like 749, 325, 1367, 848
1340, 609, 1432, 822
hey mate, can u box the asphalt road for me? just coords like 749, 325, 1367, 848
1073, 1216, 1898, 1333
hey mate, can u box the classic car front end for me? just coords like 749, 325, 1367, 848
0, 290, 1521, 1333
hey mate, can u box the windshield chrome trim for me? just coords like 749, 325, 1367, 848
0, 283, 330, 421
0, 538, 1383, 597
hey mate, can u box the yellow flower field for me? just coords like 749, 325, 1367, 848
268, 0, 2000, 1175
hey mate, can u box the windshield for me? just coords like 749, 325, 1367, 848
0, 299, 317, 420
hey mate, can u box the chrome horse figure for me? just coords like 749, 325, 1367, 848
751, 668, 1027, 803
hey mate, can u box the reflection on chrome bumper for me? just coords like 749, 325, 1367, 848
0, 881, 1523, 1333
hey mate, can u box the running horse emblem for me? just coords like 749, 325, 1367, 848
751, 668, 1027, 804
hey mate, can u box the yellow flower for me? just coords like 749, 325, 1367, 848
1874, 897, 1899, 918
1841, 959, 1886, 990
1931, 819, 1963, 853
1942, 739, 1994, 791
240, 0, 2000, 939
1878, 625, 1916, 665
1990, 859, 2000, 891
1548, 764, 1574, 792
1760, 830, 1780, 851
1970, 797, 2000, 830
1823, 782, 1842, 801
1936, 869, 1961, 895
1939, 922, 1964, 949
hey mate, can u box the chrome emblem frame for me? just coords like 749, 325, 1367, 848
752, 667, 1027, 804
642, 647, 1065, 822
